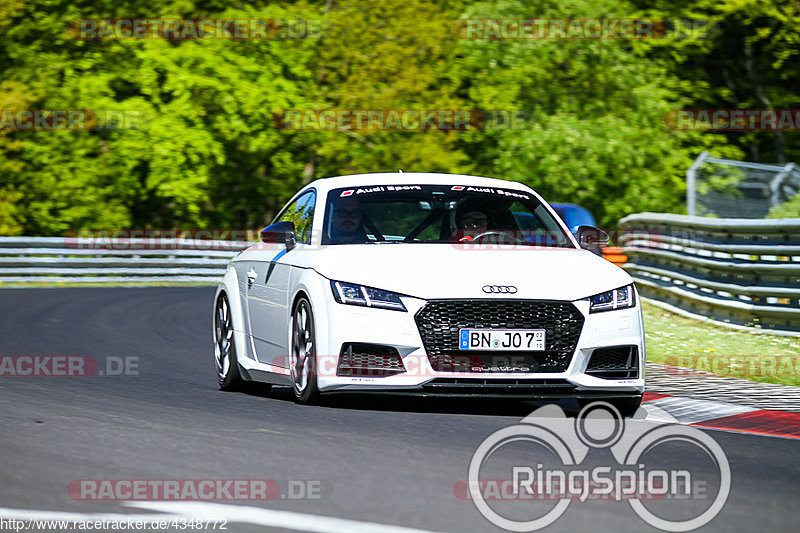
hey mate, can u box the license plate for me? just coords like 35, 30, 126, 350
459, 329, 546, 351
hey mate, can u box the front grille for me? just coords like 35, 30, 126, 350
586, 345, 639, 379
337, 343, 405, 377
414, 300, 584, 373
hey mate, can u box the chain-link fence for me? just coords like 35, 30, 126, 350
687, 151, 800, 218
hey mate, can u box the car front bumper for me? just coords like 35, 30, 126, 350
315, 291, 646, 398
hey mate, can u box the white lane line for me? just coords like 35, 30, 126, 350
0, 508, 170, 521
0, 502, 444, 533
644, 396, 757, 425
127, 502, 444, 533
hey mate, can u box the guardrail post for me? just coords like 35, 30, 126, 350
686, 151, 709, 217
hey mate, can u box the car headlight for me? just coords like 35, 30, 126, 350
589, 284, 635, 313
330, 281, 407, 312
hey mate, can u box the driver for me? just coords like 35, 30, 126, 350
455, 198, 492, 241
329, 197, 369, 243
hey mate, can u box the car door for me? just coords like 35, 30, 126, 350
247, 190, 316, 367
232, 256, 260, 362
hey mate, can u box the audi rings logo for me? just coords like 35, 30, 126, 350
482, 285, 518, 294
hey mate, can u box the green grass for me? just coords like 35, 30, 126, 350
643, 301, 800, 387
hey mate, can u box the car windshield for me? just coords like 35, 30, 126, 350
321, 184, 573, 247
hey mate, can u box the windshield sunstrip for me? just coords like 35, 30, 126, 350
321, 184, 573, 247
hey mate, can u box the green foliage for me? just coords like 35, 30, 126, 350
452, 0, 739, 226
643, 300, 800, 387
0, 0, 321, 233
632, 0, 800, 164
767, 192, 800, 219
0, 0, 796, 235
309, 0, 472, 176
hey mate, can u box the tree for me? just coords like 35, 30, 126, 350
0, 0, 320, 233
632, 0, 800, 165
451, 0, 740, 227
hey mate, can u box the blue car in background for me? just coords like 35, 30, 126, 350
550, 203, 602, 255
510, 203, 602, 250
550, 203, 597, 236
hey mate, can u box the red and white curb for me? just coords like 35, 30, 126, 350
641, 392, 800, 439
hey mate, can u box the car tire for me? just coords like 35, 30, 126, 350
215, 292, 245, 391
290, 296, 321, 405
579, 395, 643, 417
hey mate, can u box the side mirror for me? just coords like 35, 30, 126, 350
260, 221, 296, 251
577, 225, 608, 250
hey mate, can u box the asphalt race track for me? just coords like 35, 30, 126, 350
1, 287, 798, 532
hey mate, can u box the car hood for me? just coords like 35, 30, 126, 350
301, 244, 631, 301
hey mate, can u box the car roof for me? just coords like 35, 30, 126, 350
304, 172, 535, 194
273, 172, 579, 247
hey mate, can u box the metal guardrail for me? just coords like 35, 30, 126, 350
618, 213, 800, 333
0, 237, 250, 284
5, 223, 800, 335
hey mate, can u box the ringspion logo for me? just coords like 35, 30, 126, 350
465, 403, 730, 531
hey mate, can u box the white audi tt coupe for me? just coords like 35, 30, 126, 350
213, 173, 645, 414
